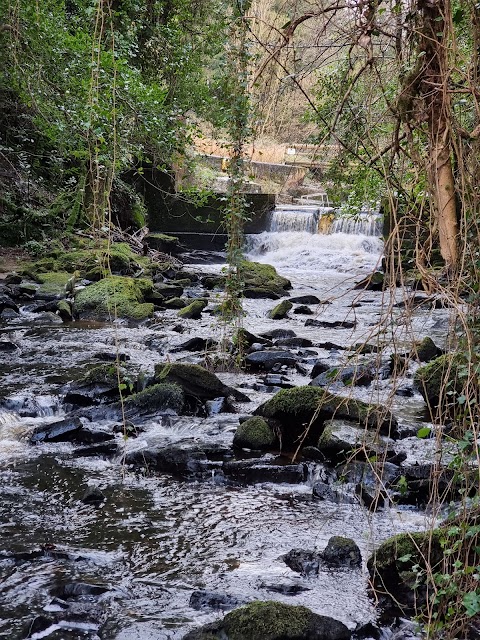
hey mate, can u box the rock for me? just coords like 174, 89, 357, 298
268, 300, 293, 320
352, 342, 381, 355
74, 427, 115, 444
263, 374, 294, 388
56, 299, 73, 320
274, 337, 313, 348
244, 287, 281, 299
172, 337, 217, 352
122, 383, 184, 418
0, 292, 19, 314
321, 536, 361, 568
310, 361, 330, 378
30, 417, 83, 443
3, 273, 22, 285
293, 305, 314, 315
155, 362, 249, 403
0, 340, 17, 351
181, 601, 351, 640
178, 299, 207, 319
283, 549, 322, 575
74, 276, 154, 321
233, 417, 276, 450
254, 386, 398, 447
260, 329, 296, 339
261, 583, 311, 596
395, 386, 414, 397
74, 441, 119, 458
189, 590, 244, 611
242, 261, 291, 296
125, 444, 208, 476
153, 282, 184, 298
80, 487, 106, 507
235, 329, 272, 348
305, 319, 356, 329
310, 365, 373, 388
245, 350, 297, 371
35, 272, 72, 299
51, 581, 110, 598
317, 420, 387, 461
289, 295, 321, 304
353, 271, 384, 291
414, 336, 442, 362
92, 352, 129, 362
414, 353, 463, 410
223, 459, 306, 484
163, 297, 188, 309
64, 364, 131, 406
145, 233, 182, 253
317, 341, 345, 350
367, 530, 443, 613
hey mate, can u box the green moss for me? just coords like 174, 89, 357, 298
256, 386, 397, 434
241, 261, 291, 295
154, 362, 247, 402
369, 530, 443, 572
414, 353, 463, 407
83, 364, 125, 386
163, 297, 187, 309
233, 417, 276, 449
415, 336, 440, 363
223, 602, 310, 640
268, 299, 292, 319
74, 276, 154, 321
56, 299, 72, 320
123, 383, 184, 414
178, 299, 207, 319
36, 271, 72, 296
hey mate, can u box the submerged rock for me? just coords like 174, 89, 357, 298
125, 444, 208, 476
182, 601, 351, 640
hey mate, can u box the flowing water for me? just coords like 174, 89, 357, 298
0, 206, 448, 639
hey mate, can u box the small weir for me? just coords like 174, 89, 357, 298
268, 204, 382, 237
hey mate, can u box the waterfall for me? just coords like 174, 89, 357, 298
268, 206, 334, 234
267, 205, 382, 237
329, 212, 383, 237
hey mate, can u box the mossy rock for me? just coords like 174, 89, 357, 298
36, 271, 72, 297
233, 417, 276, 450
254, 386, 397, 446
414, 336, 442, 363
56, 299, 72, 321
163, 297, 188, 309
413, 353, 464, 409
145, 233, 181, 252
367, 530, 443, 613
268, 300, 293, 320
178, 299, 207, 319
123, 383, 184, 416
74, 276, 154, 321
154, 362, 249, 402
241, 261, 291, 296
182, 601, 350, 640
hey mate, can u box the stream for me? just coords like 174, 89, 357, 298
0, 208, 450, 639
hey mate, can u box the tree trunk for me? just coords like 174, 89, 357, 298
420, 0, 459, 269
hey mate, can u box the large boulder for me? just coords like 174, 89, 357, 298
154, 363, 249, 403
254, 386, 398, 446
74, 276, 154, 321
181, 601, 351, 640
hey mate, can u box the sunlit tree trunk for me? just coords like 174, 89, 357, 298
420, 0, 459, 269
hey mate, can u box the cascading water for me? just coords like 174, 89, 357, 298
246, 205, 383, 274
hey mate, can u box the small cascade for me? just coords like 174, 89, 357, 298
329, 212, 382, 237
268, 205, 334, 234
